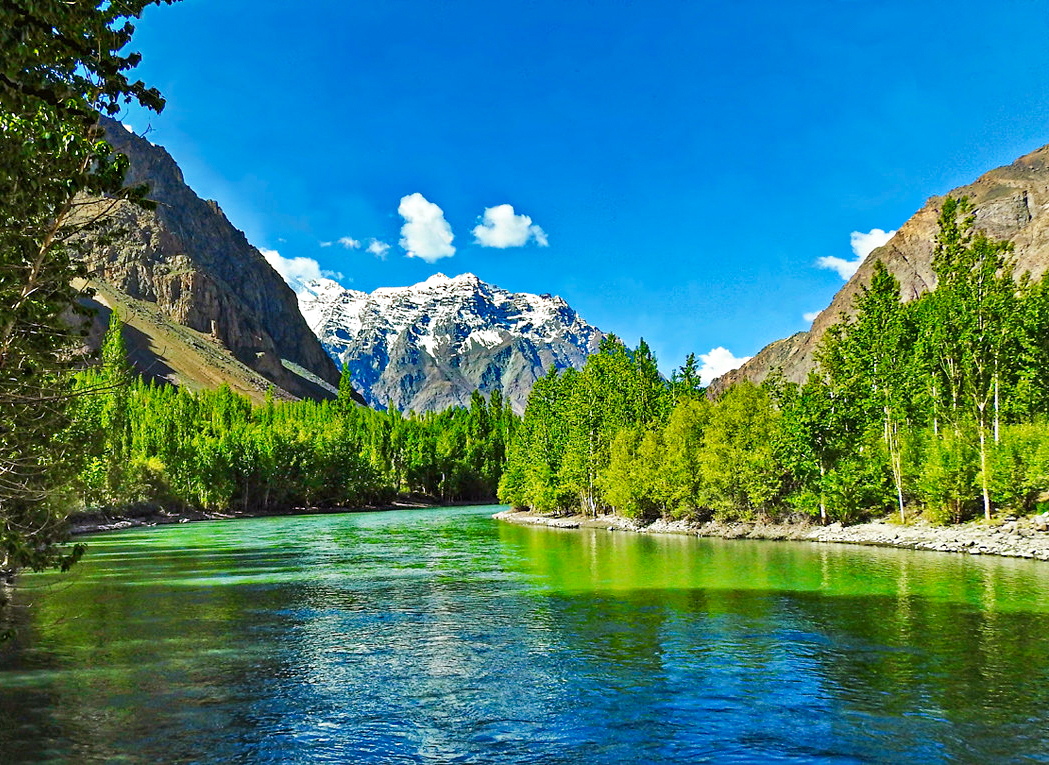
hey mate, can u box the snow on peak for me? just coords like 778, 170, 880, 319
421, 272, 452, 286
295, 272, 600, 364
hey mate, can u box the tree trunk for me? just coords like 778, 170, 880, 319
819, 461, 827, 525
886, 407, 905, 522
978, 416, 992, 522
932, 381, 939, 437
994, 368, 1000, 445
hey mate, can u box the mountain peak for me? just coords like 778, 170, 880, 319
76, 115, 343, 401
296, 272, 604, 413
420, 272, 480, 288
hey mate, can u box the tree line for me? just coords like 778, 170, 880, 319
66, 314, 516, 518
500, 198, 1049, 526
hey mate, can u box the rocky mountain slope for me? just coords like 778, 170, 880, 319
296, 273, 604, 413
711, 142, 1049, 394
71, 117, 344, 401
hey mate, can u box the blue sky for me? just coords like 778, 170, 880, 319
120, 0, 1049, 380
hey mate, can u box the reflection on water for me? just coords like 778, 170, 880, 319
1, 506, 1048, 763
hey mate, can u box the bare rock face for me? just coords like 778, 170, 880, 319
711, 143, 1049, 395
74, 117, 341, 398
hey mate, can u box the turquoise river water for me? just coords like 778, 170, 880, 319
1, 504, 1049, 763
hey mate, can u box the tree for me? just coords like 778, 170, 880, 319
499, 368, 572, 511
819, 261, 917, 521
927, 197, 1019, 520
662, 397, 710, 518
776, 373, 862, 524
99, 311, 132, 498
1013, 273, 1049, 419
670, 353, 704, 401
337, 362, 357, 412
0, 0, 174, 573
699, 383, 784, 519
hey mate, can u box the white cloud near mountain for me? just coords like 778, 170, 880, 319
262, 248, 343, 290
816, 227, 896, 280
398, 193, 455, 262
472, 204, 548, 248
803, 310, 822, 323
367, 239, 391, 259
698, 346, 751, 386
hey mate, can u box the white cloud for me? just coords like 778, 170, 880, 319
367, 239, 391, 260
851, 228, 895, 259
815, 256, 861, 280
698, 347, 752, 386
261, 248, 343, 290
803, 310, 822, 323
121, 122, 134, 133
319, 241, 333, 248
816, 227, 896, 280
398, 193, 455, 262
338, 236, 361, 249
472, 204, 548, 248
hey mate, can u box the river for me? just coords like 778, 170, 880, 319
2, 504, 1048, 763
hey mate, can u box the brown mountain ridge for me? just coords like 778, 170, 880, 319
710, 142, 1049, 395
71, 117, 352, 403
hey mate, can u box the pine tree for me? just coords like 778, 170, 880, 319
100, 311, 132, 499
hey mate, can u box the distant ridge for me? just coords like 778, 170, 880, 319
711, 142, 1049, 394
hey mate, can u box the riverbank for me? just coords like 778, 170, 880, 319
494, 508, 1049, 561
67, 497, 498, 536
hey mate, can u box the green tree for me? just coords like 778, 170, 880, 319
337, 362, 357, 412
917, 426, 978, 524
670, 353, 704, 401
820, 261, 917, 520
1, 0, 173, 573
699, 383, 784, 519
662, 397, 711, 518
928, 197, 1019, 520
99, 311, 132, 498
777, 373, 861, 524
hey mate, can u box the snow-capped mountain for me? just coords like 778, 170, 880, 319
295, 272, 604, 413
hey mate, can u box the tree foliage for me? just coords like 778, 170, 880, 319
504, 197, 1049, 526
1, 0, 175, 572
66, 345, 516, 515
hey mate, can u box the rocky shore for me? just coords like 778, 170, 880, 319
494, 508, 1049, 561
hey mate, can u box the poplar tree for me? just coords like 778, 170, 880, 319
928, 197, 1019, 520
699, 383, 783, 518
820, 261, 916, 520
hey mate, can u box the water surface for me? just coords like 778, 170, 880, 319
2, 505, 1048, 763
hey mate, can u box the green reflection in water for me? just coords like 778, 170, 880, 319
1, 506, 1047, 764
496, 521, 1049, 613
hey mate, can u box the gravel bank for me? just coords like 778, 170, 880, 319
494, 509, 1049, 561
